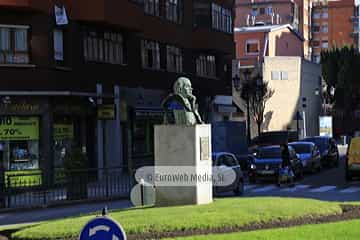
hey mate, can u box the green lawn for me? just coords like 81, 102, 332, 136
166, 219, 360, 240
10, 197, 341, 240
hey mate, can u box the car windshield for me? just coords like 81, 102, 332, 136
290, 144, 311, 153
257, 148, 281, 158
303, 138, 328, 151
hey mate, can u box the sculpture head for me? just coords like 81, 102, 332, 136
173, 77, 193, 99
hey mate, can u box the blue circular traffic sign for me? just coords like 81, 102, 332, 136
79, 216, 126, 240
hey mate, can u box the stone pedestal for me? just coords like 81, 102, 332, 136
154, 124, 213, 207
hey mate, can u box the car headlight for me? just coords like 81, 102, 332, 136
250, 164, 256, 170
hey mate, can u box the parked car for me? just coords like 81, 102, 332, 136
235, 154, 255, 171
212, 152, 244, 196
301, 136, 339, 167
248, 145, 303, 183
249, 131, 299, 153
289, 142, 322, 173
345, 137, 360, 181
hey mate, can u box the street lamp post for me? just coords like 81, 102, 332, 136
233, 69, 252, 144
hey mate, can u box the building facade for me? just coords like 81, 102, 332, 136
0, 0, 235, 182
262, 56, 322, 137
235, 0, 312, 60
311, 0, 359, 63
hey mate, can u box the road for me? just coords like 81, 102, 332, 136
242, 145, 360, 202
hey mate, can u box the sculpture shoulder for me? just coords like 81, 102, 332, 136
162, 94, 187, 110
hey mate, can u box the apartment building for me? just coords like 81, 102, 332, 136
311, 0, 358, 63
235, 0, 312, 60
0, 0, 235, 182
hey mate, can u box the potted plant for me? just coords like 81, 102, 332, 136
64, 147, 89, 200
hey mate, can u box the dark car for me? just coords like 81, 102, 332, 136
248, 145, 303, 183
289, 142, 322, 173
301, 136, 339, 167
212, 152, 244, 196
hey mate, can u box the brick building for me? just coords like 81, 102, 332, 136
235, 0, 311, 60
0, 0, 235, 182
311, 0, 358, 63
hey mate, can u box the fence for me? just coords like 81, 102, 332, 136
0, 167, 134, 209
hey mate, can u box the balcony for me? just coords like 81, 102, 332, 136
69, 0, 143, 30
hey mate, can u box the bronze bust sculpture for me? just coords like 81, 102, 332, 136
162, 77, 203, 125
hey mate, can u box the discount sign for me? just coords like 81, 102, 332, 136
0, 116, 39, 141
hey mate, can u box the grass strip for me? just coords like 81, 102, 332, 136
10, 197, 341, 240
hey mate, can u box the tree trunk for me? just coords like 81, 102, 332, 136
257, 122, 261, 136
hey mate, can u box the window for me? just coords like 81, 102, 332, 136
312, 23, 320, 33
281, 71, 288, 80
322, 40, 328, 48
322, 8, 328, 18
141, 39, 160, 70
0, 25, 29, 64
193, 1, 211, 28
266, 6, 273, 15
313, 10, 320, 19
53, 29, 64, 61
245, 40, 259, 55
271, 71, 280, 80
0, 116, 39, 172
166, 0, 182, 23
259, 7, 265, 15
211, 3, 232, 33
251, 8, 258, 16
322, 23, 328, 33
271, 71, 288, 80
83, 30, 123, 64
313, 55, 321, 63
312, 40, 320, 48
196, 54, 216, 78
166, 45, 182, 73
144, 0, 160, 16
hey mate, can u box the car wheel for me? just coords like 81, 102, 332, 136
234, 179, 244, 196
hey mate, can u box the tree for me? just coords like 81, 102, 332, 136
241, 75, 274, 135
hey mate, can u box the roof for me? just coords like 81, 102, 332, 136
234, 24, 292, 33
234, 24, 305, 41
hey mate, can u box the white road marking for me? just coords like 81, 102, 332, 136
280, 184, 311, 192
309, 186, 337, 193
339, 187, 360, 193
251, 185, 277, 193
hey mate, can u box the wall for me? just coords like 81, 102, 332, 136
300, 59, 322, 137
268, 28, 303, 57
262, 57, 302, 132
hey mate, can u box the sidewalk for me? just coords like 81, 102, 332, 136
0, 199, 132, 227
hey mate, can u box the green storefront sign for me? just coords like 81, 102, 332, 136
0, 116, 39, 141
53, 124, 74, 140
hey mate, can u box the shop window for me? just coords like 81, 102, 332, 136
0, 116, 39, 171
0, 25, 29, 64
53, 122, 75, 168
